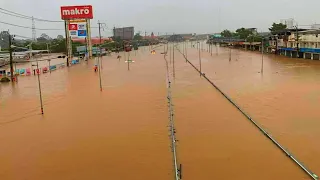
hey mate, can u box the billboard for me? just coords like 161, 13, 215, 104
60, 5, 93, 20
69, 20, 87, 38
113, 27, 134, 40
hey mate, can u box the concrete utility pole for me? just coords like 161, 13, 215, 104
173, 42, 175, 78
8, 32, 14, 82
46, 43, 52, 73
229, 37, 232, 61
296, 25, 299, 58
31, 56, 44, 114
97, 21, 104, 91
36, 59, 44, 114
185, 40, 188, 61
261, 37, 264, 74
198, 42, 202, 77
64, 21, 69, 67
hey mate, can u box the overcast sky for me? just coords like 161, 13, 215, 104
1, 0, 320, 39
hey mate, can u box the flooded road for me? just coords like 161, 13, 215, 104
0, 49, 172, 180
174, 42, 320, 179
0, 44, 319, 179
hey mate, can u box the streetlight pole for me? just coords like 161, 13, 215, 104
32, 58, 44, 114
97, 21, 103, 91
185, 40, 188, 62
216, 43, 218, 55
295, 25, 299, 58
229, 37, 232, 61
8, 33, 14, 82
169, 42, 172, 64
261, 37, 264, 74
198, 42, 202, 77
173, 42, 175, 78
47, 43, 51, 74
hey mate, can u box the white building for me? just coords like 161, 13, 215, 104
311, 24, 320, 29
281, 19, 294, 29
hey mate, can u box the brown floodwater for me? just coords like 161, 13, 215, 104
0, 44, 318, 179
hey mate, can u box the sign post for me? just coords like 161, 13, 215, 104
60, 5, 93, 59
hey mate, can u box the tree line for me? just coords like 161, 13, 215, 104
220, 23, 287, 42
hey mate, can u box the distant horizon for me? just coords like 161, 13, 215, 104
1, 0, 320, 39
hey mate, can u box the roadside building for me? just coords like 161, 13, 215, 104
274, 29, 320, 60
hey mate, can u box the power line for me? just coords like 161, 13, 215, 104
0, 20, 64, 31
0, 10, 34, 20
0, 8, 63, 23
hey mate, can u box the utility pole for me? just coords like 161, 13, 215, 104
229, 37, 232, 61
198, 42, 202, 77
185, 40, 188, 61
31, 56, 44, 114
36, 59, 44, 114
182, 41, 185, 55
296, 25, 299, 58
173, 42, 175, 78
64, 21, 69, 67
216, 43, 218, 55
47, 43, 51, 73
97, 21, 104, 91
8, 32, 14, 82
261, 37, 264, 74
85, 37, 88, 61
127, 51, 130, 71
170, 42, 172, 64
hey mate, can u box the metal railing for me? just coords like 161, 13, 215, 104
163, 43, 182, 180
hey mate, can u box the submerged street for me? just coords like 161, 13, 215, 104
1, 44, 320, 179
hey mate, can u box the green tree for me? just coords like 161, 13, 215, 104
221, 29, 233, 37
247, 35, 262, 42
235, 28, 253, 39
50, 39, 66, 53
37, 33, 51, 42
133, 33, 143, 40
0, 31, 10, 49
56, 35, 64, 40
269, 23, 287, 33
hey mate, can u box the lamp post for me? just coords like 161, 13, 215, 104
32, 59, 44, 115
8, 33, 14, 81
261, 37, 264, 74
293, 25, 299, 58
46, 43, 52, 73
173, 41, 175, 78
197, 42, 202, 76
229, 37, 232, 61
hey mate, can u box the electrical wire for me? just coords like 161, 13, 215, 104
0, 8, 63, 23
14, 34, 33, 39
0, 20, 64, 31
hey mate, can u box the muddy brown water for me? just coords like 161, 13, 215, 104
0, 44, 318, 179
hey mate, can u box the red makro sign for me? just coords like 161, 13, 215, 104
60, 5, 93, 20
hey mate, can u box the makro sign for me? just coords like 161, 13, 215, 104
60, 5, 93, 20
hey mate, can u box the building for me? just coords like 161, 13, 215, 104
311, 24, 320, 29
274, 29, 320, 60
281, 18, 294, 29
72, 37, 112, 45
113, 27, 134, 40
143, 32, 158, 40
